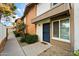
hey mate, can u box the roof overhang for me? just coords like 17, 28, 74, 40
21, 3, 38, 20
32, 3, 70, 23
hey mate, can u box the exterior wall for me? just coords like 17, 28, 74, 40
24, 17, 26, 33
35, 3, 73, 51
37, 3, 50, 16
36, 18, 50, 42
50, 3, 57, 8
0, 23, 6, 52
69, 4, 74, 51
32, 3, 70, 23
50, 15, 71, 51
24, 17, 26, 24
74, 4, 79, 50
26, 5, 37, 34
36, 14, 71, 51
50, 39, 71, 51
0, 23, 6, 40
36, 23, 43, 42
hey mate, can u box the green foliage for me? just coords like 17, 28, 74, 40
74, 50, 79, 56
12, 5, 17, 11
12, 22, 15, 26
12, 16, 16, 18
20, 35, 26, 42
0, 3, 17, 17
20, 33, 38, 44
13, 31, 20, 37
16, 20, 25, 33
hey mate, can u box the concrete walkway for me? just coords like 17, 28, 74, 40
0, 29, 51, 56
22, 42, 51, 56
0, 29, 25, 56
39, 45, 73, 56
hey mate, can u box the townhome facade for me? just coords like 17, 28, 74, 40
23, 4, 37, 34
23, 3, 79, 51
32, 3, 74, 51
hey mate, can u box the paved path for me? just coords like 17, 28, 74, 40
39, 45, 73, 56
0, 29, 51, 56
0, 29, 25, 56
22, 42, 51, 56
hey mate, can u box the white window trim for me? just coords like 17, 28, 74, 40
50, 3, 62, 9
52, 17, 70, 43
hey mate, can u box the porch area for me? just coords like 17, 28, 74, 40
0, 29, 73, 56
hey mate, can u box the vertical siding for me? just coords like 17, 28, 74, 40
37, 3, 50, 16
74, 4, 79, 50
26, 5, 37, 34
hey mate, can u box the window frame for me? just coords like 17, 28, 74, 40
52, 17, 70, 43
53, 3, 57, 5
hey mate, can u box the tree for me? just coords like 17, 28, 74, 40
0, 3, 17, 21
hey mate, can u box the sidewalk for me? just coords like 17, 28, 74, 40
0, 29, 52, 56
22, 42, 51, 56
0, 29, 25, 56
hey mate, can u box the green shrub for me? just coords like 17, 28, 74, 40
26, 34, 38, 44
13, 31, 20, 37
20, 35, 26, 42
74, 50, 79, 56
20, 33, 38, 44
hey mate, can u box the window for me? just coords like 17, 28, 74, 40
53, 18, 70, 42
53, 3, 57, 5
60, 19, 70, 40
51, 3, 58, 8
53, 21, 59, 38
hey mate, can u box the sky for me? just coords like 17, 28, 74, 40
1, 3, 26, 26
14, 3, 26, 18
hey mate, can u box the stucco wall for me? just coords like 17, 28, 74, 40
74, 4, 79, 50
36, 23, 43, 42
37, 3, 50, 16
26, 5, 37, 34
36, 18, 50, 42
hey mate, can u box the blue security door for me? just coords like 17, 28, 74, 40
43, 23, 50, 42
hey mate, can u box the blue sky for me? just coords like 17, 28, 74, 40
1, 3, 27, 26
14, 3, 26, 17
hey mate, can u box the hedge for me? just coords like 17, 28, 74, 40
20, 33, 38, 44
